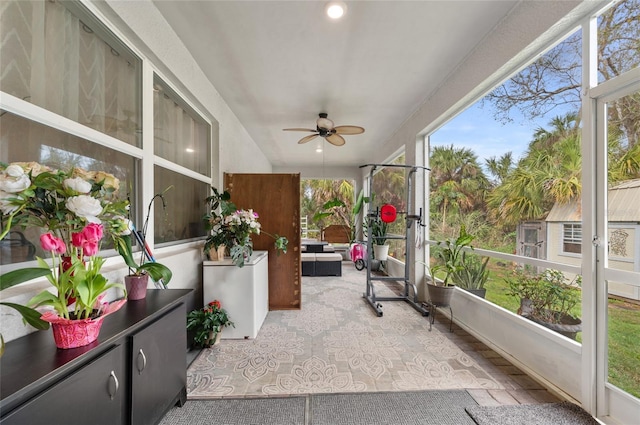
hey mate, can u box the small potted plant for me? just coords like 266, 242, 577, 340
369, 215, 389, 261
202, 188, 288, 267
115, 190, 174, 300
505, 268, 582, 339
452, 252, 490, 298
186, 300, 234, 348
422, 225, 475, 307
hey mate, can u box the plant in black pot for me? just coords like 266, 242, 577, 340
505, 268, 582, 339
452, 252, 489, 298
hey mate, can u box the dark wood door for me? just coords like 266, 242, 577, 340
224, 173, 301, 310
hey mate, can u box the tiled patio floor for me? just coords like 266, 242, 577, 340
427, 314, 562, 406
188, 262, 563, 407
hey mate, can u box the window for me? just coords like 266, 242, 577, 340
153, 76, 212, 176
0, 0, 142, 146
562, 224, 582, 254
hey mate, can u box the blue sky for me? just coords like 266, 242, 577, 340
429, 102, 543, 166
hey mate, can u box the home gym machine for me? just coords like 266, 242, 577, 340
359, 163, 430, 317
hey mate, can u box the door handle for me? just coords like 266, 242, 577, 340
137, 348, 147, 374
108, 371, 119, 400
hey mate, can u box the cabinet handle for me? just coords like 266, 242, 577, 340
108, 371, 119, 400
137, 348, 147, 374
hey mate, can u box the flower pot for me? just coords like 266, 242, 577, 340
523, 310, 582, 340
50, 315, 106, 349
125, 274, 149, 300
373, 244, 390, 261
426, 282, 455, 307
205, 330, 222, 347
208, 245, 227, 261
464, 288, 487, 299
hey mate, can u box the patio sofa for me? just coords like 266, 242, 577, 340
301, 252, 342, 276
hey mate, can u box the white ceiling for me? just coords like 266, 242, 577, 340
152, 1, 521, 169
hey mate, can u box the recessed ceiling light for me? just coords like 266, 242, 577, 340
316, 147, 323, 153
186, 148, 194, 153
326, 2, 346, 19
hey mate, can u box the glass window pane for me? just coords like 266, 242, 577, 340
153, 76, 211, 176
153, 166, 209, 245
0, 0, 142, 146
597, 0, 640, 83
0, 111, 137, 265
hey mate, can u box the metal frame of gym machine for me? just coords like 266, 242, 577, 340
360, 163, 430, 317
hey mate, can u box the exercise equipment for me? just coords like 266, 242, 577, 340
359, 163, 430, 317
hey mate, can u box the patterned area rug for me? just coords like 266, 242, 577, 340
187, 263, 502, 397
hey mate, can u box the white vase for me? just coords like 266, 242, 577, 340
373, 244, 390, 261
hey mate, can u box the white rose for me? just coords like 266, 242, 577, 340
0, 190, 19, 214
5, 164, 25, 177
66, 195, 103, 223
0, 172, 31, 193
64, 177, 92, 194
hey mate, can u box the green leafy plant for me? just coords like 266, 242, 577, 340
202, 188, 288, 267
452, 252, 489, 290
186, 300, 234, 348
368, 216, 388, 246
505, 268, 581, 324
428, 225, 475, 286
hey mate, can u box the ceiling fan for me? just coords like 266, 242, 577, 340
283, 113, 364, 146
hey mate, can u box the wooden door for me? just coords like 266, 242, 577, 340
224, 173, 301, 310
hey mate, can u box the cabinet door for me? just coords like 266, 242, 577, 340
130, 305, 186, 425
1, 344, 126, 425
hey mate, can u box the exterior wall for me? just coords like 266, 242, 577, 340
547, 222, 640, 300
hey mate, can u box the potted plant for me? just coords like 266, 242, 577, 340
452, 252, 490, 298
423, 225, 475, 307
505, 268, 582, 339
369, 215, 390, 261
115, 189, 174, 300
202, 188, 288, 267
0, 162, 129, 349
187, 299, 234, 348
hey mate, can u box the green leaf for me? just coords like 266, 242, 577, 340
0, 267, 51, 291
138, 262, 173, 285
0, 302, 49, 330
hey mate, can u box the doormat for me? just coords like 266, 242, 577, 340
465, 401, 600, 425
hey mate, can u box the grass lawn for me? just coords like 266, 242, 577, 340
481, 263, 640, 398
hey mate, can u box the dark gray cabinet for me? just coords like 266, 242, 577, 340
131, 306, 187, 425
2, 344, 127, 425
0, 290, 191, 425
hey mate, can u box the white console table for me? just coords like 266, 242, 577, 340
202, 251, 269, 339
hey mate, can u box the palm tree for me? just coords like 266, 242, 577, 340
429, 145, 489, 229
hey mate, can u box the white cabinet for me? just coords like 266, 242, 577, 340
203, 251, 269, 339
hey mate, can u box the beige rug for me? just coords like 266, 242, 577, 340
187, 263, 502, 398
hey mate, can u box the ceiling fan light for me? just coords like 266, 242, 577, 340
317, 116, 334, 130
326, 2, 346, 19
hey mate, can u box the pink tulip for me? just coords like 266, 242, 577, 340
71, 231, 86, 248
82, 240, 99, 257
40, 233, 66, 254
82, 223, 104, 241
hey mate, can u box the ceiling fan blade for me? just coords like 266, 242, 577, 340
334, 125, 365, 135
283, 128, 317, 132
298, 134, 319, 144
325, 133, 346, 146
